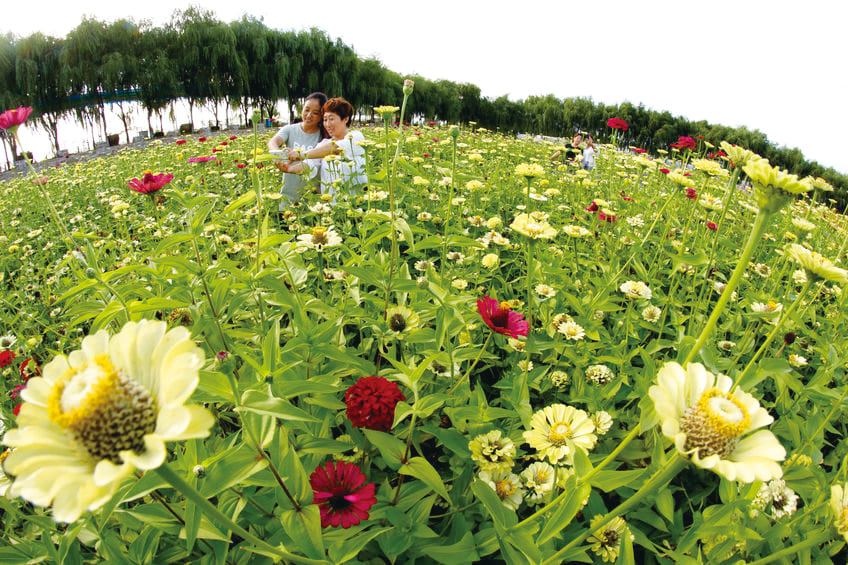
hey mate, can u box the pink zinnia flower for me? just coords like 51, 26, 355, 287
706, 221, 717, 231
685, 188, 697, 199
477, 296, 529, 338
188, 156, 217, 164
0, 106, 33, 133
344, 376, 405, 432
310, 461, 377, 529
128, 172, 174, 194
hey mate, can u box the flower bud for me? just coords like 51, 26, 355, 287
250, 110, 262, 125
403, 79, 415, 96
84, 267, 98, 280
449, 125, 460, 140
193, 465, 206, 478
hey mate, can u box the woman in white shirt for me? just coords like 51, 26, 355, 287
281, 97, 367, 200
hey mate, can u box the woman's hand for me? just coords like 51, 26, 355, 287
287, 148, 304, 161
274, 161, 290, 172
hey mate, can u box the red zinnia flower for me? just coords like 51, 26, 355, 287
176, 139, 187, 145
344, 376, 405, 432
599, 211, 616, 223
672, 136, 697, 151
706, 221, 717, 231
20, 358, 39, 381
0, 350, 16, 368
11, 384, 25, 416
188, 156, 217, 163
237, 163, 246, 168
128, 172, 174, 194
685, 188, 697, 199
198, 136, 207, 142
0, 106, 33, 133
310, 461, 377, 529
477, 296, 529, 338
585, 201, 600, 212
632, 147, 646, 154
607, 118, 629, 132
229, 135, 238, 140
659, 168, 670, 174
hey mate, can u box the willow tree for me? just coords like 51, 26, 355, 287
0, 33, 19, 163
136, 25, 178, 134
101, 19, 141, 143
15, 32, 71, 155
63, 18, 110, 141
171, 7, 241, 128
230, 16, 283, 124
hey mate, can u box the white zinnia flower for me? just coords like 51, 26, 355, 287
648, 362, 786, 482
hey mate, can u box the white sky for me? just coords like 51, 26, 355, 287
5, 0, 848, 173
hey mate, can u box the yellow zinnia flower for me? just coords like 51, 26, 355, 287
510, 213, 557, 239
648, 362, 785, 483
742, 158, 810, 213
3, 320, 214, 522
785, 243, 848, 283
523, 404, 597, 465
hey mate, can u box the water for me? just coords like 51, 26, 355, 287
2, 99, 249, 170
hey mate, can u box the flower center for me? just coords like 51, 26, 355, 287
495, 479, 514, 498
328, 490, 353, 510
490, 304, 512, 328
549, 421, 571, 446
680, 388, 751, 459
47, 355, 157, 465
389, 313, 407, 332
311, 227, 328, 246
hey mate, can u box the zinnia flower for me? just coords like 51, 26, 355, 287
0, 349, 16, 368
830, 483, 848, 542
128, 172, 174, 195
520, 461, 555, 504
297, 226, 342, 252
619, 280, 652, 300
344, 376, 405, 432
514, 163, 545, 179
2, 320, 214, 522
187, 156, 218, 164
606, 118, 629, 132
671, 136, 697, 151
785, 244, 848, 283
648, 362, 786, 482
309, 461, 377, 528
385, 306, 420, 340
479, 470, 525, 510
523, 404, 597, 465
588, 516, 633, 563
510, 213, 557, 239
0, 106, 33, 134
469, 429, 516, 472
477, 296, 529, 338
742, 158, 810, 213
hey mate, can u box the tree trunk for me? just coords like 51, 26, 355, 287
188, 99, 194, 128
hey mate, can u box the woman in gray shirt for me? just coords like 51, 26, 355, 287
268, 92, 327, 206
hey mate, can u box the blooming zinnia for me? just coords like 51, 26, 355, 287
309, 461, 377, 528
2, 320, 214, 522
477, 296, 530, 338
514, 163, 545, 179
785, 243, 848, 283
588, 516, 634, 563
510, 213, 557, 239
344, 376, 405, 432
479, 470, 525, 510
469, 429, 516, 472
523, 404, 597, 465
831, 483, 848, 542
648, 362, 785, 482
128, 172, 174, 194
0, 106, 33, 134
606, 118, 629, 132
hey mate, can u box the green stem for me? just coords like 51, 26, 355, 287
683, 209, 773, 366
448, 332, 493, 395
543, 452, 688, 564
391, 412, 418, 506
784, 384, 848, 473
746, 530, 832, 565
731, 280, 813, 392
154, 465, 325, 564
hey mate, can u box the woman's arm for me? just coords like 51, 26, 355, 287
289, 139, 338, 161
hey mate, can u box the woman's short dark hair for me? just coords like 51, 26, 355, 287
323, 97, 355, 125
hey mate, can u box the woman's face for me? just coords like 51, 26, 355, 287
323, 111, 349, 139
301, 99, 322, 128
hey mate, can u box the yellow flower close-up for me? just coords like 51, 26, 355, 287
648, 362, 785, 483
3, 320, 214, 523
523, 403, 597, 465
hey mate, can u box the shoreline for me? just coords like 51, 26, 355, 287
0, 125, 267, 183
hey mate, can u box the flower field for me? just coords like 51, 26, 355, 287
1, 100, 848, 564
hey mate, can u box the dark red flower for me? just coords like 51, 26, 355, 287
423, 153, 430, 158
128, 172, 174, 194
11, 384, 25, 416
237, 163, 246, 169
706, 221, 717, 231
176, 139, 187, 145
219, 141, 228, 146
598, 211, 616, 223
716, 150, 727, 158
20, 358, 39, 381
659, 168, 670, 174
212, 148, 219, 153
622, 196, 634, 202
477, 296, 529, 338
0, 106, 33, 133
607, 118, 629, 132
706, 153, 715, 159
229, 135, 238, 140
427, 121, 436, 126
310, 461, 377, 528
198, 136, 207, 142
685, 188, 697, 199
344, 376, 405, 432
0, 350, 16, 368
632, 148, 646, 154
697, 135, 704, 139
585, 201, 600, 212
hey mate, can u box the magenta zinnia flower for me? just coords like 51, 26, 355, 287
128, 172, 174, 194
310, 461, 377, 528
606, 118, 629, 132
0, 106, 33, 133
188, 156, 218, 164
477, 296, 529, 338
344, 376, 405, 432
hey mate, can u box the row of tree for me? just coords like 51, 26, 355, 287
1, 8, 846, 201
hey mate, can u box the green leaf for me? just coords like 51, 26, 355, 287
536, 481, 592, 544
363, 429, 406, 468
328, 526, 390, 564
240, 388, 321, 422
589, 469, 647, 492
471, 479, 515, 532
222, 189, 256, 215
399, 457, 450, 501
129, 526, 162, 565
280, 507, 325, 560
420, 532, 480, 564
